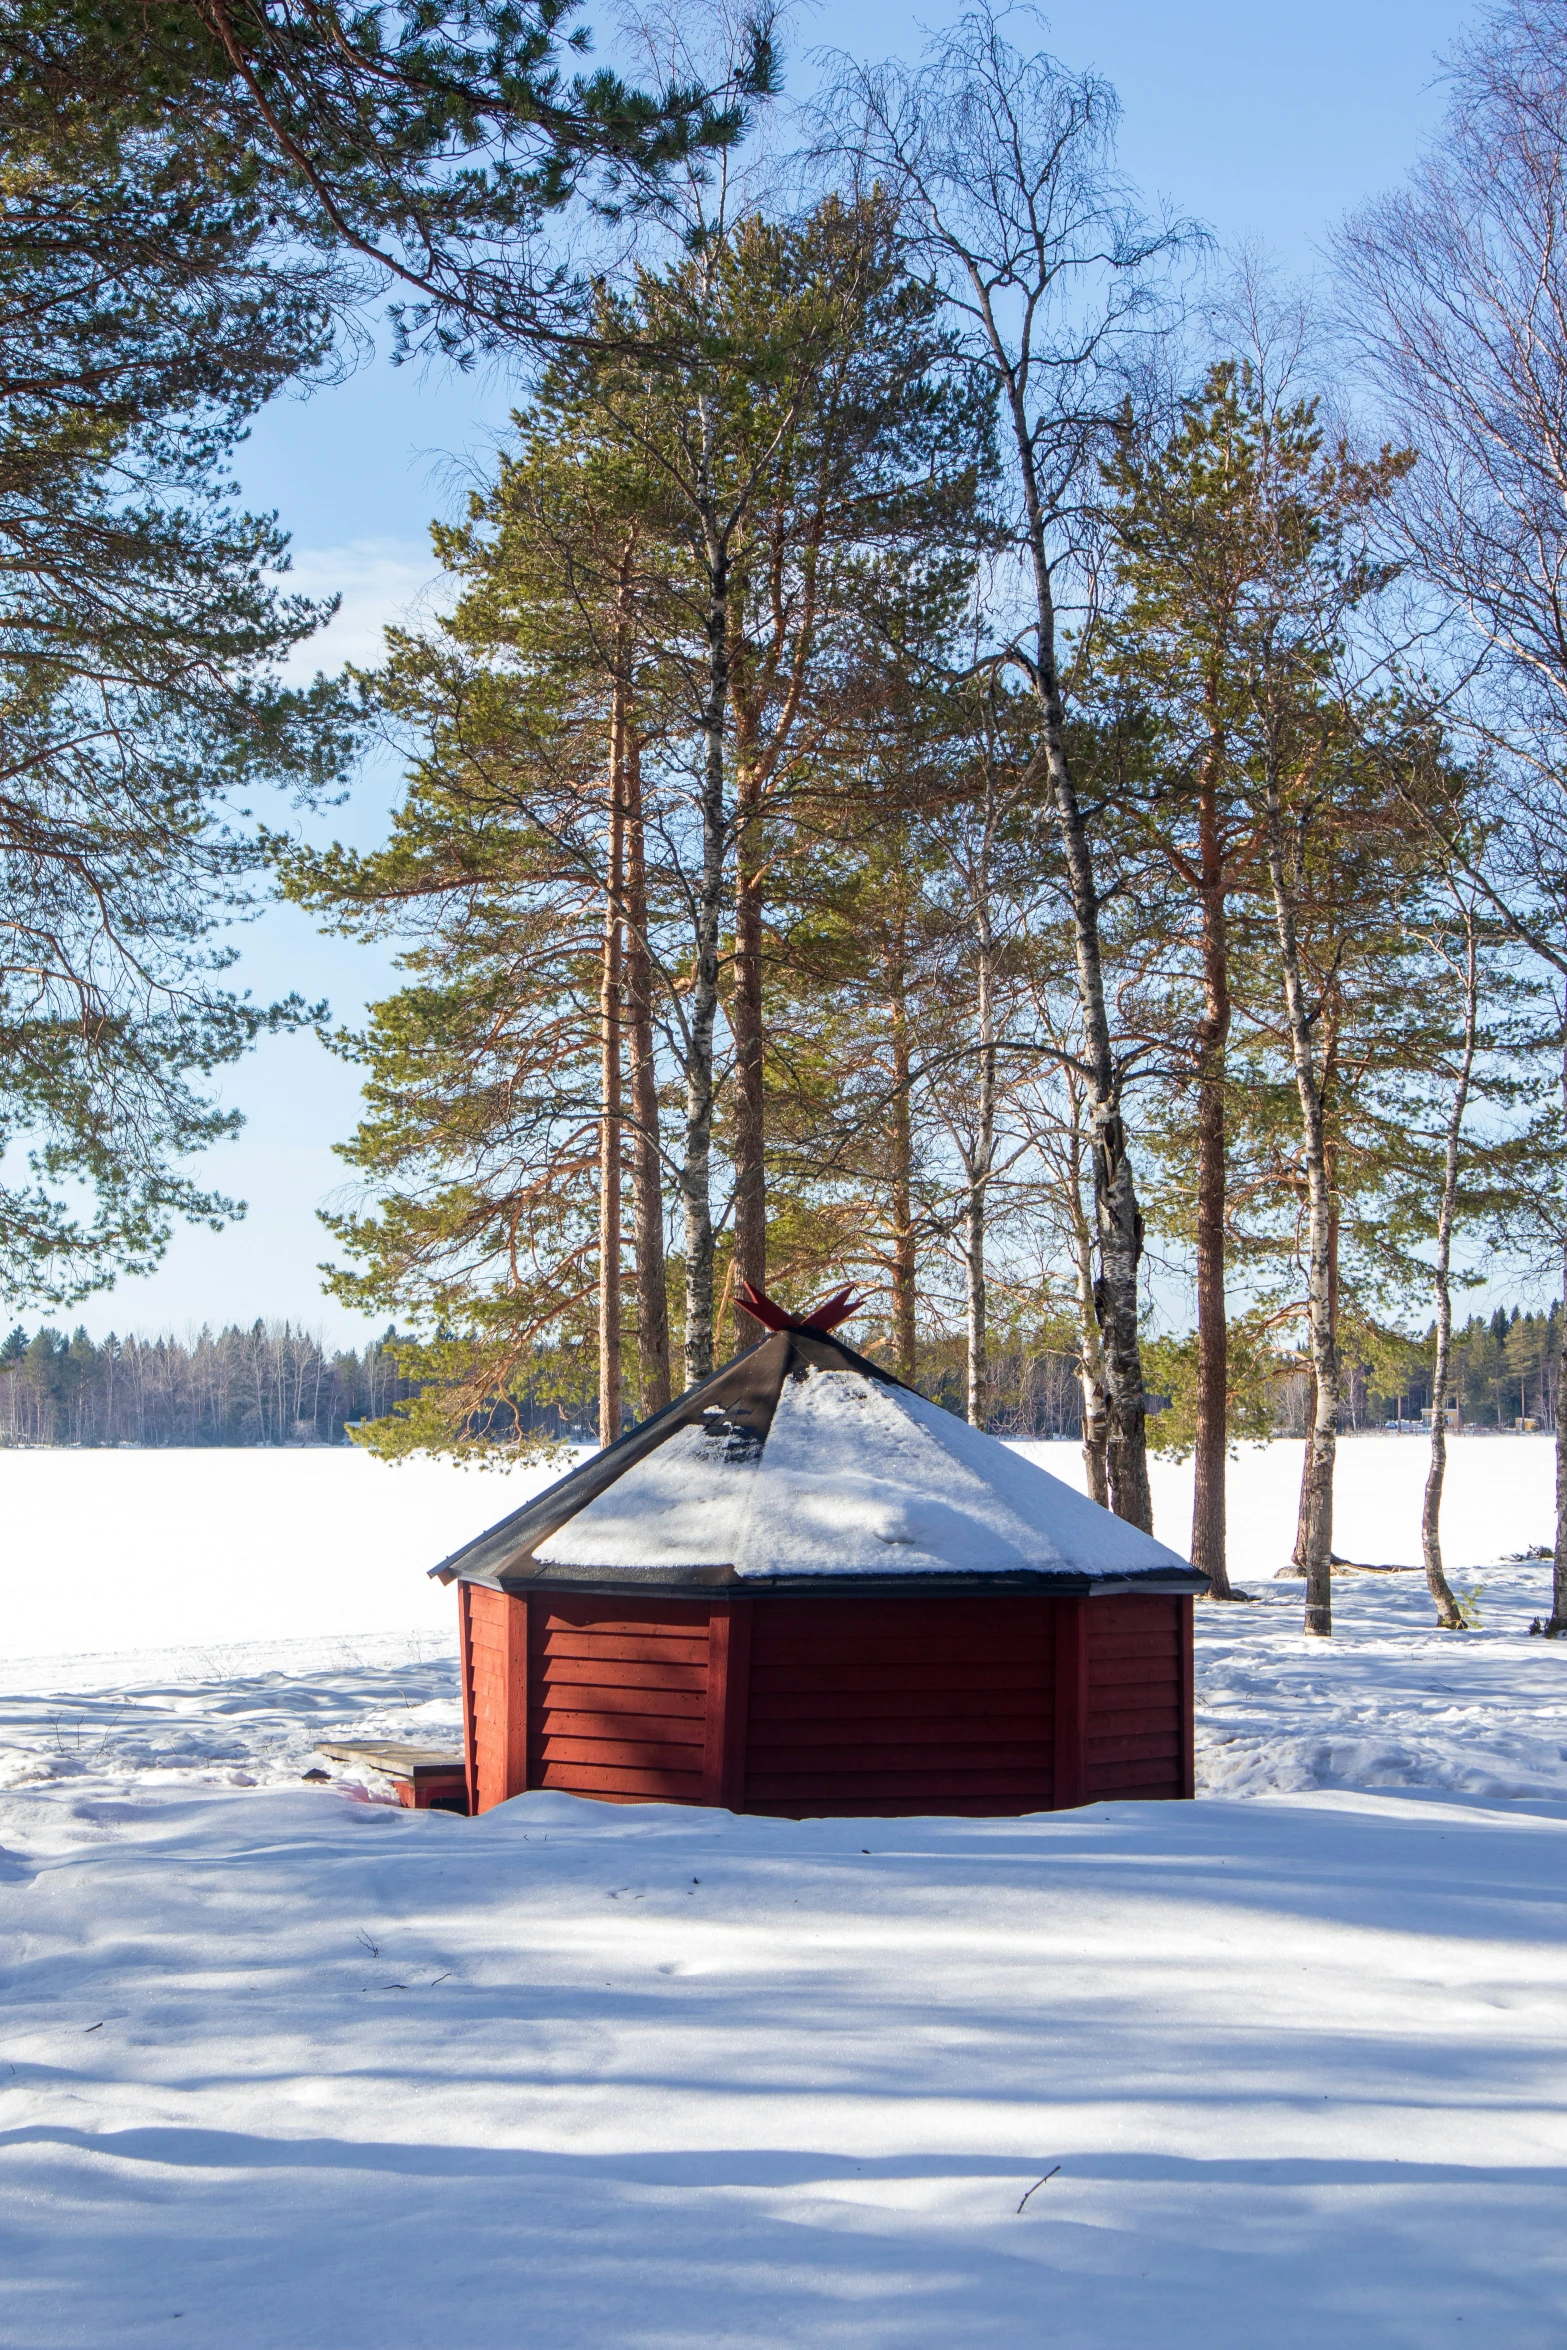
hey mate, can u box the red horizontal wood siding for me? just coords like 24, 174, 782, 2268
1083, 1593, 1185, 1802
744, 1594, 1056, 1818
465, 1583, 527, 1813
528, 1597, 712, 1804
458, 1580, 477, 1815
458, 1585, 1195, 1819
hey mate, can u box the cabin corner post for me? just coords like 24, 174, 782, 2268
1052, 1598, 1088, 1810
504, 1590, 529, 1801
1178, 1593, 1195, 1800
458, 1580, 478, 1817
703, 1599, 753, 1811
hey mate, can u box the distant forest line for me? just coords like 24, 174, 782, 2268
0, 1321, 624, 1449
0, 1322, 410, 1448
0, 1301, 1557, 1449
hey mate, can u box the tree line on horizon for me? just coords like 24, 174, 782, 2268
0, 1322, 411, 1449
7, 1298, 1557, 1453
6, 0, 1567, 1635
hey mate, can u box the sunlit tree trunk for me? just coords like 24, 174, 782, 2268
1265, 770, 1337, 1637
1421, 908, 1475, 1628
597, 678, 626, 1446
680, 429, 730, 1388
963, 889, 997, 1428
732, 750, 766, 1348
1054, 1068, 1110, 1506
889, 967, 918, 1385
623, 733, 670, 1417
1192, 766, 1235, 1596
1023, 535, 1151, 1528
1553, 1036, 1567, 1633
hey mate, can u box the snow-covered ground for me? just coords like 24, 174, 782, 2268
2, 1436, 1566, 2344
4, 1779, 1566, 2347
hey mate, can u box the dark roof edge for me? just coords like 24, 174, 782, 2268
448, 1563, 1208, 1600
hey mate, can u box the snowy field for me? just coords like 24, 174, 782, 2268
3, 1436, 1566, 2345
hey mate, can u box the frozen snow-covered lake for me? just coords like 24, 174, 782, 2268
1, 1429, 1554, 1682
0, 1443, 535, 1683
2, 1435, 1565, 2345
3, 1433, 1564, 1804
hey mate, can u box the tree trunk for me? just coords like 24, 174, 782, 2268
1092, 1096, 1151, 1529
964, 881, 997, 1429
964, 1180, 987, 1428
890, 971, 918, 1386
1552, 1035, 1567, 1634
1421, 911, 1475, 1630
1043, 753, 1150, 1524
597, 691, 626, 1449
1074, 1245, 1110, 1508
1009, 378, 1150, 1528
1265, 774, 1336, 1637
1292, 1158, 1342, 1574
622, 734, 670, 1417
679, 489, 730, 1390
1061, 1072, 1110, 1506
1191, 777, 1235, 1597
1292, 1364, 1316, 1570
731, 756, 766, 1349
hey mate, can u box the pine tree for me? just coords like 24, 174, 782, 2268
292, 191, 991, 1454
1098, 361, 1285, 1597
574, 194, 984, 1382
1116, 352, 1410, 1631
0, 0, 773, 359
282, 430, 642, 1454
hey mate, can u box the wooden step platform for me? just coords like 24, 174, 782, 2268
314, 1740, 469, 1813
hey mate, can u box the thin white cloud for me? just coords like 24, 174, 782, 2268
275, 538, 450, 681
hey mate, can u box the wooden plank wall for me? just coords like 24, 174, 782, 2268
1178, 1594, 1196, 1800
702, 1602, 752, 1809
1052, 1599, 1088, 1810
467, 1583, 528, 1812
527, 1597, 713, 1804
458, 1581, 477, 1815
742, 1595, 1056, 1817
1083, 1593, 1185, 1801
459, 1585, 1193, 1818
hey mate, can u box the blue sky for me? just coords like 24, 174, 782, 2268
53, 0, 1477, 1345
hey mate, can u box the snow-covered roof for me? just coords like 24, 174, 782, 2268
432, 1328, 1200, 1595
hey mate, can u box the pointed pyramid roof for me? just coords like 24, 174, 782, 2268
431, 1318, 1202, 1599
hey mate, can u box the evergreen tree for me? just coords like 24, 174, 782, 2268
1098, 358, 1287, 1597
0, 0, 773, 358
288, 193, 985, 1452
0, 285, 355, 1300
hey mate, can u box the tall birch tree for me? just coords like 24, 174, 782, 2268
826, 3, 1192, 1526
1340, 0, 1567, 1630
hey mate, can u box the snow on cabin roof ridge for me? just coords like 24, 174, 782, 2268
428, 1327, 892, 1585
430, 1329, 1200, 1593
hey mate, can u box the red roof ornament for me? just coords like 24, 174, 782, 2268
737, 1279, 861, 1335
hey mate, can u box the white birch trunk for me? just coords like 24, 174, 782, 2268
1263, 768, 1337, 1638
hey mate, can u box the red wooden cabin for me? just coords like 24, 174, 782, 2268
431, 1303, 1206, 1820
